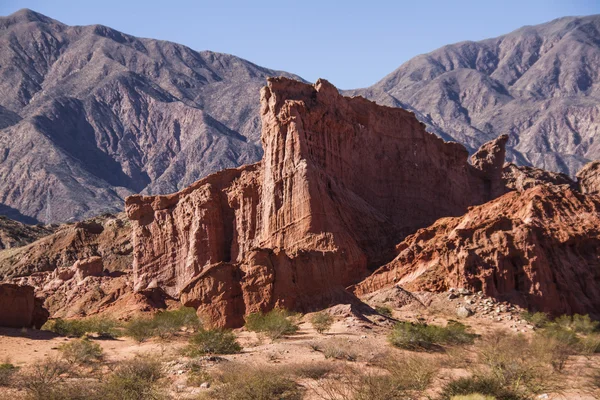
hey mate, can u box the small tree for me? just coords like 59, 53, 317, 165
310, 312, 334, 334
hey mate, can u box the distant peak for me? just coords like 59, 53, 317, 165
4, 8, 57, 25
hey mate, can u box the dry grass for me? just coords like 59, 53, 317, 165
203, 363, 302, 400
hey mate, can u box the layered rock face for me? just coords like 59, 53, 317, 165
126, 77, 508, 327
0, 283, 48, 328
0, 213, 132, 280
352, 183, 600, 318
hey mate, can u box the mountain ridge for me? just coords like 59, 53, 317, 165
351, 14, 600, 176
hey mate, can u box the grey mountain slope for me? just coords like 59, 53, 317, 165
0, 9, 300, 223
349, 15, 600, 176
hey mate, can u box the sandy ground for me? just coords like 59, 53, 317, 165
0, 291, 598, 399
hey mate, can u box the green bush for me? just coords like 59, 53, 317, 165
388, 321, 476, 350
245, 308, 299, 340
184, 328, 242, 356
207, 365, 301, 400
310, 312, 334, 334
440, 376, 524, 400
520, 311, 549, 328
0, 363, 18, 386
555, 314, 599, 334
124, 307, 201, 342
42, 316, 121, 338
58, 337, 103, 364
375, 305, 393, 318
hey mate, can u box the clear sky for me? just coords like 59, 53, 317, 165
2, 0, 599, 89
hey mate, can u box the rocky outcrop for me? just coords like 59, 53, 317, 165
503, 163, 576, 192
126, 77, 508, 327
0, 213, 132, 280
577, 161, 600, 195
352, 184, 600, 318
0, 216, 54, 250
0, 283, 48, 328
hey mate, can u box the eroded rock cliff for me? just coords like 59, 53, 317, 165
126, 78, 508, 327
352, 183, 600, 318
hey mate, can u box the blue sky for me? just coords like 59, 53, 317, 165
2, 0, 599, 89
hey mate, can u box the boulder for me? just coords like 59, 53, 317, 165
73, 256, 104, 281
0, 283, 48, 328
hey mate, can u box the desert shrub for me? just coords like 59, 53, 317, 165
186, 362, 212, 387
125, 306, 201, 342
440, 376, 524, 400
100, 355, 164, 400
382, 353, 439, 392
451, 395, 495, 400
579, 334, 600, 354
207, 364, 302, 400
520, 311, 549, 328
290, 361, 334, 380
312, 363, 434, 400
42, 316, 121, 338
388, 320, 476, 350
375, 305, 393, 318
184, 328, 242, 356
123, 318, 156, 342
58, 337, 103, 364
245, 308, 299, 340
15, 358, 72, 400
476, 331, 562, 396
151, 306, 201, 339
310, 312, 334, 334
321, 339, 358, 361
0, 363, 18, 386
555, 314, 599, 334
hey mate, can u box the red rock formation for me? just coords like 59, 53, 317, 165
126, 78, 508, 327
502, 163, 576, 192
352, 185, 600, 318
0, 283, 48, 328
577, 161, 600, 195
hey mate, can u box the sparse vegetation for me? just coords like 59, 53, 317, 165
312, 356, 437, 400
42, 316, 121, 339
100, 355, 165, 400
245, 308, 299, 340
58, 337, 103, 364
388, 320, 476, 350
0, 363, 18, 386
124, 306, 201, 342
375, 305, 393, 317
475, 331, 563, 397
381, 353, 439, 392
183, 328, 242, 356
321, 339, 358, 361
440, 376, 524, 400
520, 311, 550, 328
206, 364, 302, 400
290, 362, 334, 380
15, 358, 73, 400
310, 312, 334, 334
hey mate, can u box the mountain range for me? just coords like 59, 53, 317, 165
0, 9, 599, 223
